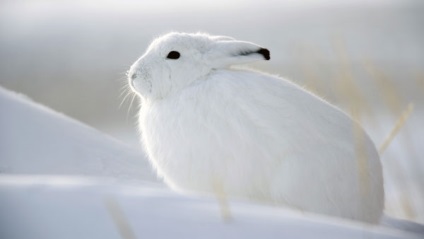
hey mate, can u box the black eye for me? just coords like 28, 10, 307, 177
166, 51, 180, 60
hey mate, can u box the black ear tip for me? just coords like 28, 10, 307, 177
257, 48, 270, 60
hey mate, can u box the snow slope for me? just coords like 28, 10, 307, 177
1, 175, 422, 239
0, 86, 157, 182
0, 86, 422, 238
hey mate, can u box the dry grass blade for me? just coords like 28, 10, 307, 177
379, 103, 414, 155
297, 44, 321, 94
213, 180, 232, 222
105, 197, 137, 239
333, 36, 371, 204
333, 36, 370, 119
363, 59, 403, 115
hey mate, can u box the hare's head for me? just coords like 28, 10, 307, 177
128, 32, 270, 100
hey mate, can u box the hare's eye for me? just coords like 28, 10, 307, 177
166, 51, 180, 60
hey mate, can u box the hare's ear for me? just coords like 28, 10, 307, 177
206, 40, 270, 68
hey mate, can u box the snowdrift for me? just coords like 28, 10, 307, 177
0, 86, 422, 238
0, 86, 156, 182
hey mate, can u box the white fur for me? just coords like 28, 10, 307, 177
128, 32, 384, 223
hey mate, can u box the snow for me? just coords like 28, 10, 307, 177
0, 86, 157, 182
0, 176, 422, 239
0, 86, 423, 238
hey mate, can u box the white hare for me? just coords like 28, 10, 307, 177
128, 32, 384, 223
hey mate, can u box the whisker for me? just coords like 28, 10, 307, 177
119, 91, 132, 109
124, 93, 138, 122
128, 93, 137, 118
119, 87, 130, 97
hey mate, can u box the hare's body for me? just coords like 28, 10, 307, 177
129, 32, 384, 223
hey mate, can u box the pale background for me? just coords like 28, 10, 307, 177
1, 0, 423, 222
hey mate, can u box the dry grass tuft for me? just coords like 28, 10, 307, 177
363, 60, 404, 115
105, 197, 137, 239
213, 180, 233, 222
378, 103, 414, 155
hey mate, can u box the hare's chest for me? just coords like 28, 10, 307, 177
139, 98, 236, 189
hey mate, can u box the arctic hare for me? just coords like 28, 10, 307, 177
128, 32, 384, 223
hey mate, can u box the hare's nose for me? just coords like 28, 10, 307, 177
130, 73, 138, 81
127, 68, 138, 82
